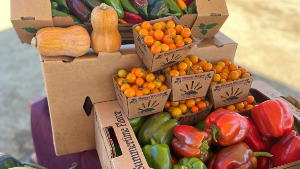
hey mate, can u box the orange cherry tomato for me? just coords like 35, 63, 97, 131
126, 73, 136, 83
190, 55, 198, 64
135, 26, 141, 32
245, 105, 253, 110
198, 60, 207, 68
121, 83, 130, 92
169, 70, 179, 77
139, 29, 148, 37
176, 40, 185, 48
235, 102, 245, 111
226, 105, 236, 111
152, 88, 160, 94
141, 21, 151, 30
172, 108, 182, 117
192, 65, 203, 74
229, 71, 239, 80
247, 96, 255, 104
131, 85, 139, 91
224, 60, 231, 67
243, 101, 248, 108
154, 30, 164, 41
169, 44, 177, 50
151, 44, 162, 54
153, 23, 162, 30
159, 22, 167, 31
213, 74, 221, 82
161, 44, 170, 52
163, 35, 174, 45
217, 61, 225, 69
144, 35, 154, 46
242, 73, 250, 78
178, 62, 188, 71
214, 65, 223, 74
181, 28, 191, 38
146, 73, 155, 82
197, 101, 206, 110
166, 20, 175, 28
175, 25, 183, 34
135, 77, 144, 86
179, 70, 186, 76
154, 80, 162, 88
186, 99, 196, 108
187, 71, 194, 75
165, 101, 171, 108
210, 81, 217, 86
117, 78, 127, 87
157, 75, 166, 83
240, 68, 247, 74
174, 35, 183, 43
135, 68, 145, 78
229, 63, 238, 71
164, 67, 172, 73
184, 38, 193, 44
148, 82, 156, 90
136, 90, 144, 96
220, 72, 229, 80
160, 85, 168, 91
194, 98, 201, 104
221, 69, 230, 75
154, 41, 161, 46
165, 28, 176, 38
124, 88, 135, 98
203, 63, 213, 72
191, 106, 199, 113
142, 88, 150, 95
172, 65, 178, 70
148, 30, 155, 37
143, 82, 149, 88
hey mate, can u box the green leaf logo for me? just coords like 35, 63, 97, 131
22, 27, 38, 33
199, 23, 206, 29
201, 30, 208, 35
198, 23, 219, 35
205, 23, 218, 29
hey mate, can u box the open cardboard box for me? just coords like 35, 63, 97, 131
133, 16, 196, 72
94, 81, 300, 169
162, 69, 214, 102
179, 0, 229, 39
10, 0, 134, 44
112, 75, 171, 119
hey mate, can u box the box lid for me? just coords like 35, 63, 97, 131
196, 0, 229, 16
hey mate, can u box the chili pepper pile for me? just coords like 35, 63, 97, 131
129, 99, 300, 169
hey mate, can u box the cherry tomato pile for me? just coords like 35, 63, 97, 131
135, 20, 192, 55
163, 55, 213, 77
116, 68, 168, 98
216, 96, 255, 111
164, 97, 210, 117
210, 60, 251, 86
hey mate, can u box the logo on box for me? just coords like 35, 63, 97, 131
137, 100, 159, 114
180, 81, 202, 97
221, 87, 243, 103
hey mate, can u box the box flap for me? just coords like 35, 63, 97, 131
196, 0, 229, 16
11, 0, 52, 20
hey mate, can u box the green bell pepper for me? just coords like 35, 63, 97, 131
82, 0, 103, 10
195, 120, 206, 131
187, 0, 196, 14
51, 9, 83, 24
164, 0, 184, 17
142, 139, 172, 169
51, 2, 58, 9
121, 0, 139, 14
293, 118, 300, 134
173, 157, 207, 169
138, 112, 180, 147
129, 116, 148, 134
103, 0, 124, 18
51, 0, 69, 13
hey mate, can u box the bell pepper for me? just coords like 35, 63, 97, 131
66, 0, 91, 22
121, 0, 139, 14
257, 157, 272, 169
138, 112, 180, 147
172, 125, 212, 163
142, 138, 172, 169
260, 135, 276, 152
51, 9, 83, 25
251, 99, 294, 138
187, 0, 196, 14
205, 109, 250, 146
82, 0, 103, 10
269, 130, 300, 167
164, 0, 184, 17
123, 11, 142, 24
242, 117, 266, 152
183, 0, 194, 7
173, 157, 207, 169
293, 118, 300, 134
195, 120, 206, 131
129, 116, 148, 134
207, 142, 272, 169
51, 2, 58, 9
172, 156, 178, 165
103, 0, 124, 18
52, 0, 69, 12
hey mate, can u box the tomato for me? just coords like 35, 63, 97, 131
159, 22, 167, 31
229, 71, 239, 80
178, 104, 187, 113
205, 100, 210, 107
142, 88, 150, 95
168, 106, 175, 113
184, 38, 193, 44
154, 80, 162, 88
217, 61, 225, 68
198, 60, 207, 68
185, 60, 193, 68
191, 106, 199, 113
171, 101, 179, 107
213, 74, 221, 82
220, 72, 228, 80
186, 99, 195, 108
172, 65, 178, 70
226, 105, 236, 111
135, 77, 144, 86
141, 21, 151, 30
187, 71, 194, 75
163, 35, 174, 45
247, 96, 255, 104
143, 82, 149, 88
144, 35, 154, 46
175, 25, 183, 34
169, 70, 179, 77
229, 63, 238, 71
124, 88, 135, 98
160, 85, 168, 91
134, 68, 144, 78
235, 102, 244, 111
131, 85, 139, 91
210, 81, 217, 86
153, 23, 162, 30
243, 101, 248, 108
126, 73, 136, 83
139, 29, 148, 37
181, 28, 191, 38
165, 28, 176, 38
214, 65, 222, 74
224, 60, 231, 67
236, 70, 242, 78
174, 35, 183, 43
179, 70, 186, 76
152, 88, 160, 94
148, 30, 155, 37
151, 44, 162, 54
242, 73, 250, 78
161, 44, 170, 52
221, 69, 230, 75
179, 100, 186, 104
220, 78, 226, 83
117, 78, 127, 87
184, 58, 190, 62
166, 20, 175, 28
169, 44, 177, 50
135, 26, 141, 32
172, 108, 182, 117
118, 69, 127, 78
190, 55, 198, 64
165, 101, 171, 108
136, 90, 144, 96
203, 63, 213, 72
192, 65, 203, 74
148, 82, 156, 90
154, 41, 161, 46
245, 105, 253, 110
240, 68, 247, 74
176, 40, 185, 48
164, 67, 172, 73
121, 83, 130, 92
197, 101, 206, 110
157, 75, 166, 83
154, 30, 164, 41
194, 98, 201, 104
144, 73, 154, 82
178, 62, 188, 71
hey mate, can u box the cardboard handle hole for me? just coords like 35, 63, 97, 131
83, 96, 93, 116
210, 13, 221, 16
104, 126, 123, 158
20, 16, 35, 20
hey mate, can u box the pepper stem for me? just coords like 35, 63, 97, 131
150, 138, 156, 145
210, 124, 220, 142
254, 152, 273, 158
140, 4, 148, 17
201, 140, 209, 154
100, 3, 109, 10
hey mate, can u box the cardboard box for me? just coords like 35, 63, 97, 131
163, 69, 214, 102
133, 16, 196, 72
112, 75, 171, 119
10, 0, 134, 44
188, 32, 237, 64
179, 0, 229, 39
169, 98, 213, 125
94, 101, 152, 169
41, 45, 145, 156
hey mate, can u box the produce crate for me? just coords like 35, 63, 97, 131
133, 16, 196, 72
10, 0, 134, 44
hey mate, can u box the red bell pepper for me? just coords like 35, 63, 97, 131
257, 157, 272, 169
182, 0, 194, 7
243, 117, 266, 152
269, 130, 300, 167
261, 135, 276, 152
207, 142, 272, 169
123, 11, 142, 24
205, 109, 250, 146
66, 0, 91, 22
172, 125, 212, 163
251, 99, 294, 138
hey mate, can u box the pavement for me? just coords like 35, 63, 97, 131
0, 0, 300, 162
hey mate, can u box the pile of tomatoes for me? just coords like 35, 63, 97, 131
216, 96, 255, 111
135, 20, 193, 55
163, 55, 214, 77
116, 68, 168, 98
210, 60, 251, 86
164, 98, 210, 117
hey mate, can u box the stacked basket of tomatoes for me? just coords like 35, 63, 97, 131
216, 96, 256, 111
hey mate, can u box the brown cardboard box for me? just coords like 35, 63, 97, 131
10, 0, 134, 44
179, 0, 229, 39
41, 45, 145, 156
94, 101, 152, 169
133, 16, 196, 72
188, 32, 237, 64
163, 69, 214, 102
112, 75, 171, 119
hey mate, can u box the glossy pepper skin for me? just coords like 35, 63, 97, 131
52, 0, 69, 12
205, 109, 250, 146
103, 0, 124, 18
260, 136, 276, 152
51, 9, 83, 24
172, 156, 178, 165
257, 157, 272, 169
183, 0, 194, 7
51, 2, 58, 9
207, 142, 272, 169
269, 130, 300, 167
121, 0, 139, 14
243, 117, 266, 152
138, 112, 180, 147
82, 0, 103, 10
172, 125, 212, 163
164, 0, 184, 17
251, 99, 294, 138
66, 0, 91, 22
131, 0, 148, 17
142, 139, 172, 169
195, 120, 206, 131
123, 11, 142, 24
128, 116, 148, 134
187, 0, 196, 14
173, 157, 207, 169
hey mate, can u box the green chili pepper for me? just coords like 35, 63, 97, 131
129, 116, 148, 134
164, 0, 184, 17
103, 0, 124, 18
121, 0, 139, 14
51, 2, 58, 9
82, 0, 103, 10
142, 139, 172, 169
51, 0, 69, 12
293, 118, 300, 134
187, 0, 196, 14
51, 9, 83, 24
195, 120, 206, 131
173, 157, 207, 169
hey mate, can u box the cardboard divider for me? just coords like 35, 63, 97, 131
133, 16, 196, 72
112, 75, 171, 119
